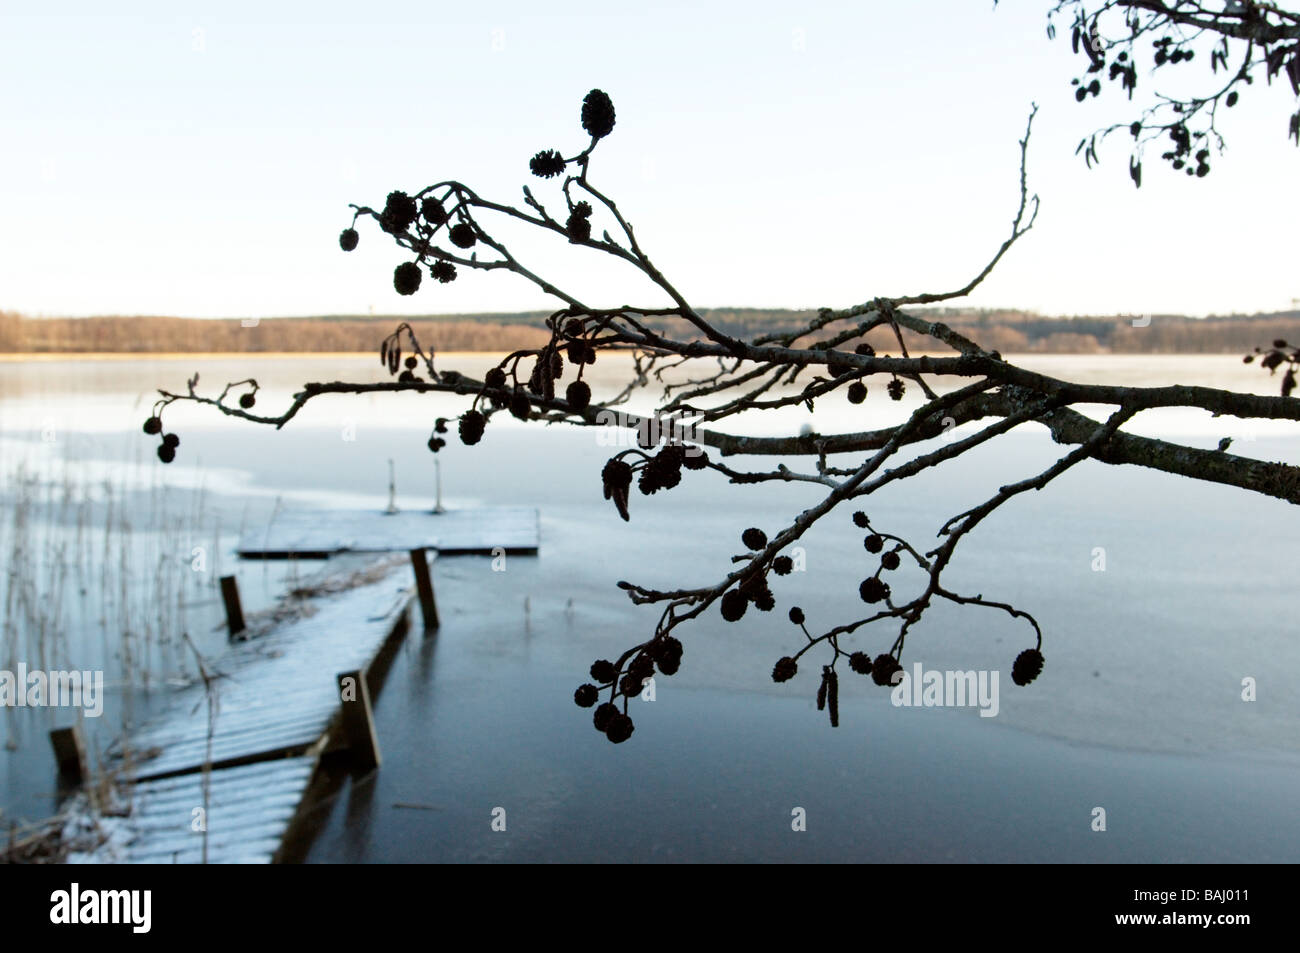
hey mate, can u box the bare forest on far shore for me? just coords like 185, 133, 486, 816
2, 307, 1299, 355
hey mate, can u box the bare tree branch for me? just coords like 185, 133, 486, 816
141, 87, 1300, 743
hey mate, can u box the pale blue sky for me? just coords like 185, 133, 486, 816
1, 1, 1296, 319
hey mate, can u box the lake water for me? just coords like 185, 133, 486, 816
1, 352, 1297, 861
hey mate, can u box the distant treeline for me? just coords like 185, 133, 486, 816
0, 311, 550, 354
1, 307, 1296, 354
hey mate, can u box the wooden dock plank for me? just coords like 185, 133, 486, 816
121, 713, 337, 764
121, 758, 317, 801
128, 793, 306, 833
121, 733, 326, 780
107, 757, 319, 864
120, 696, 342, 746
128, 840, 283, 865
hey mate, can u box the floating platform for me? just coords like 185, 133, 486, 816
73, 553, 426, 863
237, 505, 539, 558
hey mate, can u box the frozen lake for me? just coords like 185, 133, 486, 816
1, 352, 1297, 861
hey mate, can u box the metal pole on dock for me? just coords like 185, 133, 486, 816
385, 458, 399, 515
433, 456, 445, 514
409, 548, 440, 631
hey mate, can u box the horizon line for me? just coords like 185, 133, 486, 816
9, 306, 1300, 323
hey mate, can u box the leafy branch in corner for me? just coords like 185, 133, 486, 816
1004, 0, 1300, 182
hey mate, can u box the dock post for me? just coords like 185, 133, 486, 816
409, 548, 440, 631
220, 575, 246, 639
336, 670, 381, 771
49, 726, 89, 784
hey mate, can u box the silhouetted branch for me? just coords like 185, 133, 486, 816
143, 87, 1300, 743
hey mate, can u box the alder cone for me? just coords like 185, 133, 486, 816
859, 576, 890, 603
620, 672, 645, 697
449, 223, 476, 249
380, 191, 418, 233
581, 89, 616, 139
509, 389, 532, 420
656, 654, 680, 676
566, 380, 592, 411
592, 702, 618, 732
605, 712, 634, 744
871, 654, 902, 687
720, 589, 748, 622
682, 448, 708, 470
772, 656, 797, 683
529, 149, 566, 178
1011, 649, 1045, 686
393, 262, 422, 295
567, 212, 592, 243
458, 410, 486, 445
421, 197, 449, 225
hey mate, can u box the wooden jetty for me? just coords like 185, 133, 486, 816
68, 550, 428, 863
61, 503, 540, 864
237, 505, 539, 558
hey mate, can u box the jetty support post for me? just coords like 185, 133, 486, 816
409, 548, 440, 632
336, 669, 381, 771
220, 574, 247, 640
49, 725, 89, 784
